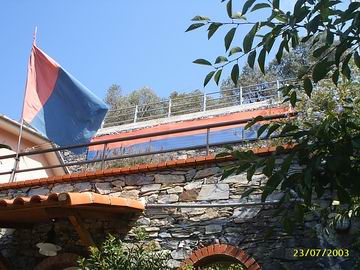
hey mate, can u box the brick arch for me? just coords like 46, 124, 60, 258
33, 253, 79, 270
179, 244, 261, 270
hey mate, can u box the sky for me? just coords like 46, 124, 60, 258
0, 0, 296, 121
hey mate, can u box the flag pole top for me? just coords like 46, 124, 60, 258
33, 27, 37, 46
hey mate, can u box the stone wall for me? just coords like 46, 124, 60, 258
0, 158, 357, 270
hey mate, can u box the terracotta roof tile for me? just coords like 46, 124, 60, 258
0, 192, 144, 228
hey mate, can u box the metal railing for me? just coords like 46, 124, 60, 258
103, 79, 295, 127
0, 112, 297, 178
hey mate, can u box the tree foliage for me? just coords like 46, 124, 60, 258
104, 86, 165, 125
189, 0, 360, 231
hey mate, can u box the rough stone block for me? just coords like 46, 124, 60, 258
171, 249, 189, 260
205, 224, 223, 234
184, 181, 203, 190
197, 184, 229, 200
194, 167, 221, 179
167, 186, 184, 194
112, 180, 125, 187
51, 184, 74, 193
125, 174, 154, 186
95, 182, 112, 195
141, 184, 161, 193
28, 188, 50, 196
158, 194, 179, 203
233, 206, 261, 223
73, 182, 92, 192
179, 189, 199, 201
155, 174, 185, 184
136, 217, 151, 226
120, 189, 140, 199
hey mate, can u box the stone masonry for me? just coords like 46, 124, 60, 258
0, 156, 357, 269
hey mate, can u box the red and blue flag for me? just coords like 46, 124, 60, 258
23, 44, 108, 153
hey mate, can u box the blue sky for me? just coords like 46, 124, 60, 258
0, 0, 295, 121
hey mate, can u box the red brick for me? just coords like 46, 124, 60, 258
213, 244, 227, 254
236, 250, 249, 264
244, 257, 256, 268
248, 262, 261, 270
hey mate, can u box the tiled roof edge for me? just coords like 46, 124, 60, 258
0, 146, 289, 191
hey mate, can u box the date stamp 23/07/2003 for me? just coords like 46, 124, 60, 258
293, 249, 350, 257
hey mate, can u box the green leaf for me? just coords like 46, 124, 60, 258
257, 123, 269, 138
312, 59, 332, 83
325, 29, 334, 45
304, 169, 312, 189
221, 166, 237, 180
332, 69, 339, 85
193, 59, 212, 66
241, 187, 257, 198
247, 50, 257, 68
341, 53, 352, 80
281, 153, 295, 175
355, 51, 360, 69
303, 77, 313, 97
245, 115, 264, 128
280, 123, 298, 136
335, 44, 348, 66
204, 71, 215, 87
231, 63, 239, 85
247, 164, 256, 181
251, 3, 271, 11
228, 46, 242, 56
242, 0, 256, 15
261, 173, 282, 201
208, 23, 222, 39
224, 27, 237, 51
276, 41, 285, 64
294, 203, 305, 222
226, 0, 232, 18
263, 157, 275, 177
313, 44, 330, 58
273, 0, 280, 9
290, 91, 297, 107
214, 69, 222, 85
191, 15, 210, 21
243, 23, 259, 53
283, 217, 295, 234
307, 14, 320, 33
214, 56, 228, 64
258, 48, 266, 74
267, 123, 281, 137
185, 23, 205, 32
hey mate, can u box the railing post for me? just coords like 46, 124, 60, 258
206, 128, 210, 156
276, 80, 281, 101
100, 143, 108, 170
203, 93, 207, 112
134, 105, 138, 123
239, 86, 243, 105
168, 99, 172, 117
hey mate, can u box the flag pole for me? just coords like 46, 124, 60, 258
9, 27, 37, 182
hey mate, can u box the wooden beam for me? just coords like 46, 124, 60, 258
68, 213, 96, 248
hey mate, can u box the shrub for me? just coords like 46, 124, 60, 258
78, 234, 169, 270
